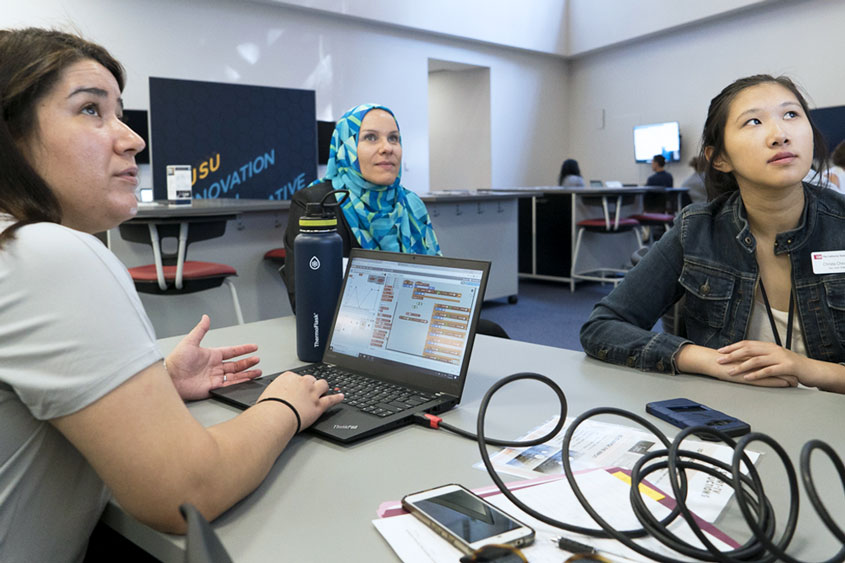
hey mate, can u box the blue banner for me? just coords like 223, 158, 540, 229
149, 77, 317, 200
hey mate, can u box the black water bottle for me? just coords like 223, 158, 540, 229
294, 190, 345, 362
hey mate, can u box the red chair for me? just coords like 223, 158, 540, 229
570, 194, 643, 292
629, 211, 675, 244
119, 218, 244, 325
264, 247, 286, 272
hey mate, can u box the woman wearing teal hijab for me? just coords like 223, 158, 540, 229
282, 103, 441, 307
282, 104, 509, 338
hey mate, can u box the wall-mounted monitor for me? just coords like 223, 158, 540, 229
633, 121, 680, 163
149, 77, 317, 200
317, 120, 335, 165
810, 106, 845, 153
123, 109, 150, 165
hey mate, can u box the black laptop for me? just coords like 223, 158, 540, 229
210, 248, 490, 443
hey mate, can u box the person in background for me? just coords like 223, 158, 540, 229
0, 28, 343, 562
283, 103, 508, 338
825, 140, 845, 192
681, 155, 707, 204
558, 157, 599, 224
646, 154, 674, 187
642, 154, 675, 217
282, 103, 439, 307
558, 158, 585, 187
581, 74, 845, 394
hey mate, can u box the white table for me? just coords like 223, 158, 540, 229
103, 317, 845, 561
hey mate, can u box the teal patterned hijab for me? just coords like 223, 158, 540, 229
308, 104, 441, 255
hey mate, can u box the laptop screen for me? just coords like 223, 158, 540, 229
326, 252, 485, 383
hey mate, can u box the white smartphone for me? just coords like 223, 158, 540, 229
401, 484, 535, 555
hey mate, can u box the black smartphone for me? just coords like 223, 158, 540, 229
401, 484, 535, 555
646, 398, 750, 440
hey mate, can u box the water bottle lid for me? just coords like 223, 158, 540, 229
300, 202, 338, 228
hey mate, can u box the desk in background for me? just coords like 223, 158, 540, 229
109, 193, 524, 337
422, 191, 527, 304
103, 316, 845, 562
109, 199, 292, 337
497, 186, 687, 283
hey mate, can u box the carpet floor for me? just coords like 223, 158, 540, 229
480, 279, 614, 350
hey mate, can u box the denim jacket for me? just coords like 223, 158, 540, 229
580, 183, 845, 373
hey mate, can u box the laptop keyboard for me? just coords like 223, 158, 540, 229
292, 364, 436, 418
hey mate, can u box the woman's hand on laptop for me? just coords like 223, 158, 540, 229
165, 314, 262, 400
261, 373, 345, 430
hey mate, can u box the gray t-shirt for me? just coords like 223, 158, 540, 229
681, 171, 707, 204
561, 174, 585, 187
0, 217, 162, 562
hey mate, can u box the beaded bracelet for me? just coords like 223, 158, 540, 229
256, 397, 301, 434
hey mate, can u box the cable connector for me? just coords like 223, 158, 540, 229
414, 412, 442, 429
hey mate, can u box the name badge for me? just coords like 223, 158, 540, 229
811, 251, 845, 274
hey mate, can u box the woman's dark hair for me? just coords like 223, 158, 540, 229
832, 140, 845, 169
698, 74, 829, 200
558, 158, 581, 185
0, 28, 125, 245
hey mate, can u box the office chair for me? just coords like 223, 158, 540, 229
570, 194, 643, 292
179, 504, 233, 563
628, 211, 675, 244
477, 318, 511, 339
634, 187, 679, 243
264, 247, 286, 268
119, 218, 244, 324
264, 247, 287, 280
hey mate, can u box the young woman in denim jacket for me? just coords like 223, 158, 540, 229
581, 75, 845, 394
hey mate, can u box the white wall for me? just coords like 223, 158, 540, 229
566, 0, 772, 56
3, 0, 568, 193
258, 0, 568, 56
567, 0, 845, 186
428, 67, 492, 191
259, 0, 779, 58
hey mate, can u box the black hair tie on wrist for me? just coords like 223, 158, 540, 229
256, 397, 301, 434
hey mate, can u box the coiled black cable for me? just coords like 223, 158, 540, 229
430, 371, 566, 448
426, 371, 845, 562
801, 440, 845, 544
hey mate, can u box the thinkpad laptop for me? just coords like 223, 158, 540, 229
211, 248, 490, 443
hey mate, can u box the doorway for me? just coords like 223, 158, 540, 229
427, 59, 491, 191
